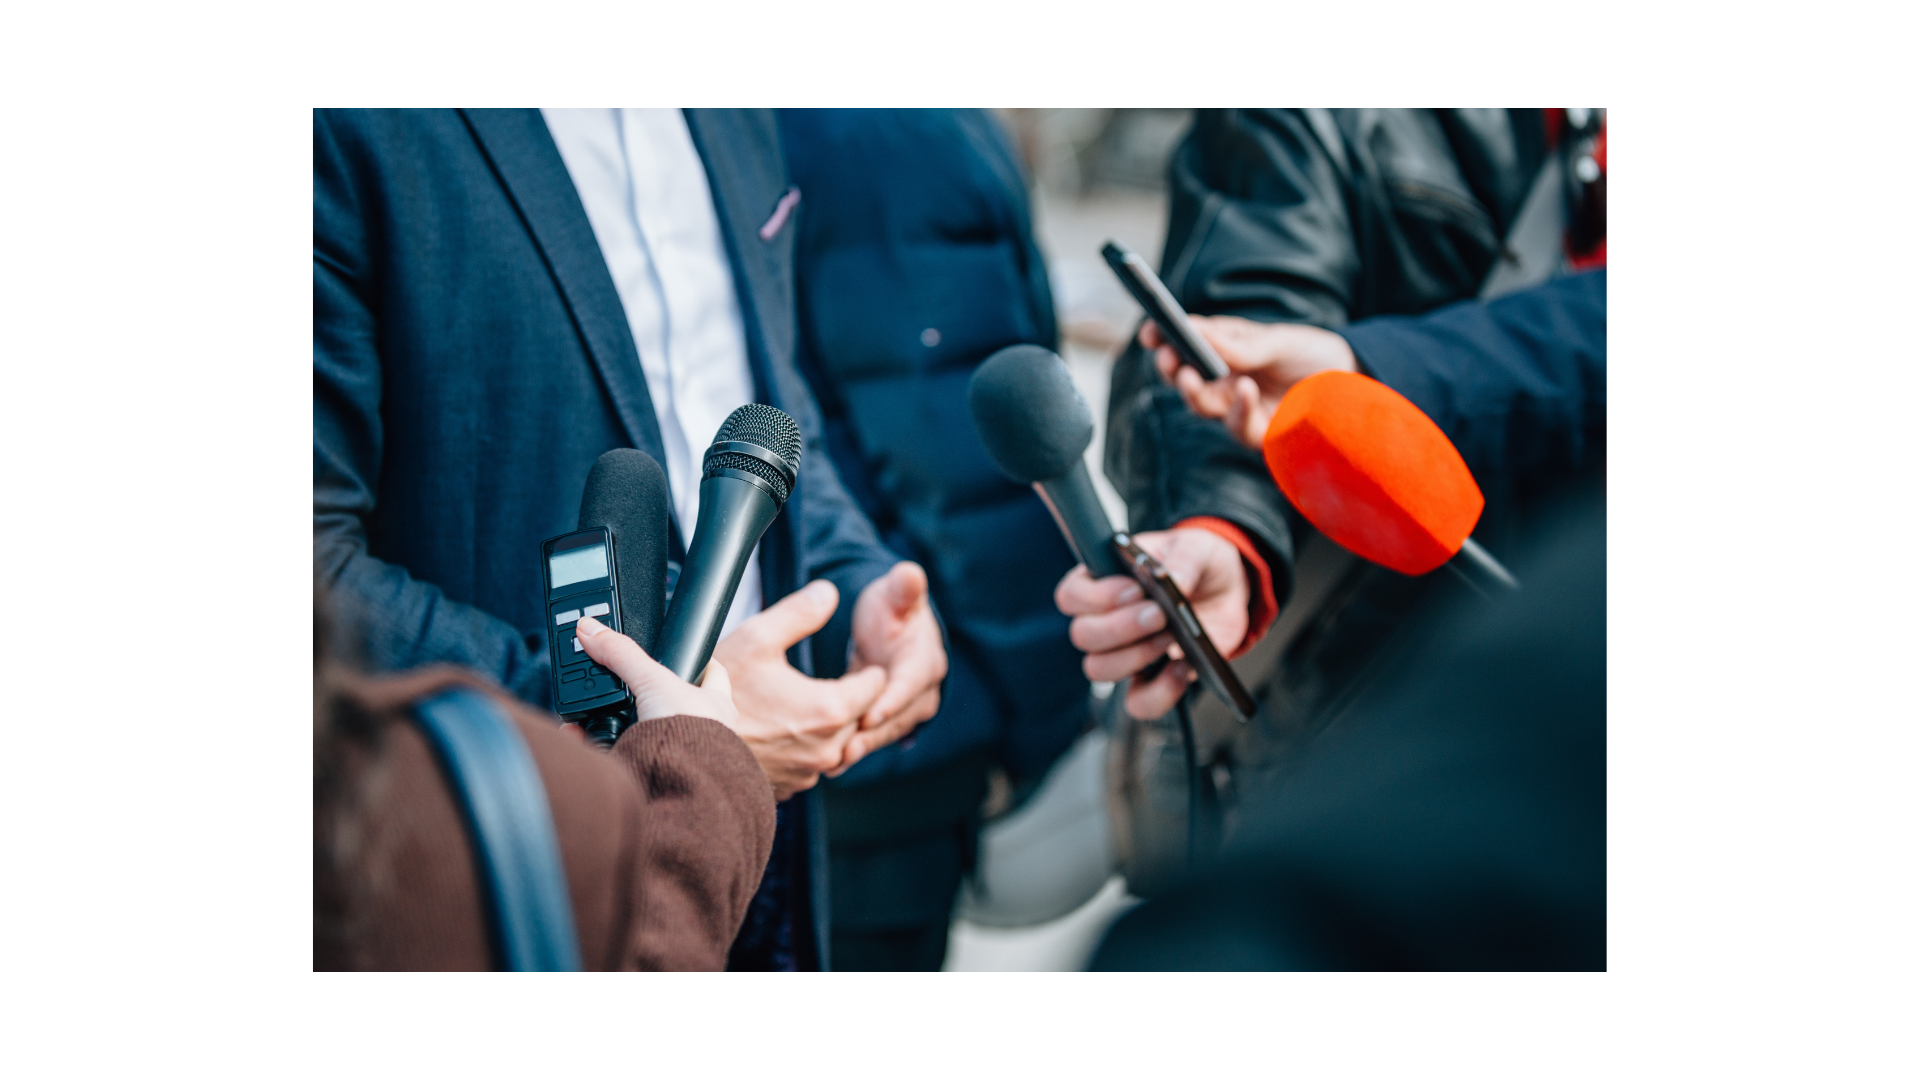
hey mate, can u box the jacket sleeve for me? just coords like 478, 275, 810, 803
1101, 109, 1365, 598
1162, 109, 1362, 327
766, 313, 901, 677
1338, 269, 1607, 500
607, 714, 777, 971
312, 109, 552, 704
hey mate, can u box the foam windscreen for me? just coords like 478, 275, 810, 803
577, 448, 672, 653
967, 344, 1095, 484
1262, 371, 1483, 576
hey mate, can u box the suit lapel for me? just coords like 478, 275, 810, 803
682, 108, 807, 604
458, 108, 667, 465
681, 108, 798, 411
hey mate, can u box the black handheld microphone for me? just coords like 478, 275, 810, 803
548, 448, 672, 746
967, 345, 1126, 579
967, 344, 1256, 722
655, 403, 802, 683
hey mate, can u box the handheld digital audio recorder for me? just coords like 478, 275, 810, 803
540, 526, 632, 720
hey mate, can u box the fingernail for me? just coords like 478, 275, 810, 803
576, 615, 604, 637
1116, 583, 1142, 604
1137, 604, 1165, 630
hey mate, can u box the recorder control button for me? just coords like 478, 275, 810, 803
582, 602, 611, 619
553, 609, 581, 626
561, 667, 585, 682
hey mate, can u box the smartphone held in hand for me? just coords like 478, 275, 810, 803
1101, 239, 1230, 381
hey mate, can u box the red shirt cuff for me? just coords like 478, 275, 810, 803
1172, 516, 1278, 659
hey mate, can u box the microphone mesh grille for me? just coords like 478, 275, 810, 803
713, 403, 802, 471
705, 450, 791, 504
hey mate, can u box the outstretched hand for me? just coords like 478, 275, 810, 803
840, 561, 947, 773
1143, 316, 1357, 449
711, 581, 889, 799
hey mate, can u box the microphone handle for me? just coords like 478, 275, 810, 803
1034, 460, 1126, 579
1447, 536, 1522, 597
655, 473, 783, 683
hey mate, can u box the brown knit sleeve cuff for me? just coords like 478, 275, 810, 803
603, 715, 776, 970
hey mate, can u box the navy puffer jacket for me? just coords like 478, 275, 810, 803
778, 108, 1089, 786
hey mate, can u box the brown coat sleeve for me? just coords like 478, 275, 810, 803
315, 667, 775, 971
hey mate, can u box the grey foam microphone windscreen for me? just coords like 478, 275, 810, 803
704, 402, 802, 504
967, 344, 1095, 484
577, 448, 672, 654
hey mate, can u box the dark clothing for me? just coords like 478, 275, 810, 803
1110, 109, 1560, 586
313, 108, 899, 969
1091, 482, 1605, 971
778, 108, 1087, 787
1162, 108, 1550, 328
777, 109, 1090, 969
1341, 269, 1607, 501
1103, 114, 1597, 875
315, 666, 777, 971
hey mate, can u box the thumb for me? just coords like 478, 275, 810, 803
698, 658, 733, 704
832, 664, 888, 719
743, 579, 840, 652
882, 562, 927, 615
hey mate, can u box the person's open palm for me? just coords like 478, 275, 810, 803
838, 561, 947, 773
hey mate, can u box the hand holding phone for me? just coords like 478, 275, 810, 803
1111, 532, 1257, 723
1101, 240, 1230, 380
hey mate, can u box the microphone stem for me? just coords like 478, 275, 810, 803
1449, 536, 1522, 596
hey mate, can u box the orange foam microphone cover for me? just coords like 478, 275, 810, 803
1261, 371, 1483, 576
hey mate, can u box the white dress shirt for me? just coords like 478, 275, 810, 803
542, 108, 762, 637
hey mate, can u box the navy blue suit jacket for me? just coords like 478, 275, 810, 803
313, 108, 899, 969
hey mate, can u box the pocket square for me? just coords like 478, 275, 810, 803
759, 186, 801, 242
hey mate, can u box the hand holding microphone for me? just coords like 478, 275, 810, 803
574, 614, 739, 732
1055, 528, 1250, 720
969, 344, 1257, 722
1147, 317, 1521, 595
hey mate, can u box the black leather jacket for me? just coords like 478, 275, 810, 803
1104, 110, 1573, 891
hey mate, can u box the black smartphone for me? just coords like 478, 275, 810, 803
540, 526, 631, 722
1111, 532, 1257, 723
1101, 240, 1230, 380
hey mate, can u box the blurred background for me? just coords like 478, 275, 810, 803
941, 108, 1190, 970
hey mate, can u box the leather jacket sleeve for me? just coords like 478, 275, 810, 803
1162, 109, 1362, 327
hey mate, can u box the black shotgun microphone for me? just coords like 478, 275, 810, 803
967, 345, 1126, 579
567, 448, 672, 745
655, 403, 802, 683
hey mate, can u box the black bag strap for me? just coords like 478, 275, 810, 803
413, 688, 582, 971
